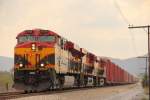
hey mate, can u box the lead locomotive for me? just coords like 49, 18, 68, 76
13, 29, 137, 92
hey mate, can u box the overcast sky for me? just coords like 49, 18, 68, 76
0, 0, 150, 59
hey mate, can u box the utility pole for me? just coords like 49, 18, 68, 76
128, 25, 150, 95
137, 56, 148, 86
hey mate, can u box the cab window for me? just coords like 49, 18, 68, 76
18, 36, 36, 43
38, 36, 55, 42
18, 35, 56, 43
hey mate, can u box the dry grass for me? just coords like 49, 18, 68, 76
141, 86, 149, 100
0, 71, 13, 87
144, 86, 149, 95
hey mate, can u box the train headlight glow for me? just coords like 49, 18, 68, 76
19, 63, 23, 67
40, 63, 44, 67
31, 44, 36, 50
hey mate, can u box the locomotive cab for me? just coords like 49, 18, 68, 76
15, 30, 56, 69
14, 29, 59, 91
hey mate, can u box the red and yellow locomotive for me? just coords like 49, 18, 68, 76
14, 29, 137, 92
14, 29, 61, 91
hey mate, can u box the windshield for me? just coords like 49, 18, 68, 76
38, 36, 55, 42
18, 36, 36, 43
18, 36, 55, 43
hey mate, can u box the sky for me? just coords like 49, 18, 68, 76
0, 0, 150, 59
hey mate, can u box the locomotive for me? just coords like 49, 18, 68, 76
13, 29, 137, 92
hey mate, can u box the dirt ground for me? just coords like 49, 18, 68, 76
10, 83, 149, 100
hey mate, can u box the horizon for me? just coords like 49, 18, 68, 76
0, 53, 147, 60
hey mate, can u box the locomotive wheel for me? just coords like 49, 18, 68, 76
48, 69, 57, 90
84, 76, 88, 86
74, 75, 80, 87
60, 76, 65, 86
57, 76, 65, 90
93, 77, 97, 86
99, 78, 105, 86
48, 79, 54, 90
77, 74, 85, 87
24, 90, 28, 94
29, 90, 33, 93
97, 77, 100, 86
33, 90, 37, 93
79, 74, 83, 86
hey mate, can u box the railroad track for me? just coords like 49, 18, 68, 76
0, 92, 24, 100
0, 84, 135, 100
0, 85, 99, 100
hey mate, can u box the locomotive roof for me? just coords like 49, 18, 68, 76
99, 57, 110, 61
16, 29, 60, 38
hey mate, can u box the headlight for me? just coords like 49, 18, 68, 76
31, 44, 36, 50
19, 63, 23, 67
40, 63, 44, 67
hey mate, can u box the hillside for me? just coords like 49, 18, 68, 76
0, 56, 13, 71
0, 56, 145, 76
111, 57, 146, 76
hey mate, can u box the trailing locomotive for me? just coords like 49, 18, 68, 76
13, 29, 137, 92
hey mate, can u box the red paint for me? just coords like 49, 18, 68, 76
104, 59, 135, 84
16, 29, 59, 38
65, 41, 84, 57
65, 41, 74, 50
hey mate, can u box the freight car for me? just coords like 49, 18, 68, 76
13, 29, 137, 92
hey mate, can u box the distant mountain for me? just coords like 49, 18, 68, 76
0, 55, 146, 75
0, 56, 13, 71
110, 56, 147, 76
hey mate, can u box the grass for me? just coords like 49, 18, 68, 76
144, 86, 149, 95
141, 86, 149, 100
0, 71, 13, 86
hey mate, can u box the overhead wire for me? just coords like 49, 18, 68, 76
113, 0, 147, 74
113, 0, 129, 25
113, 0, 139, 57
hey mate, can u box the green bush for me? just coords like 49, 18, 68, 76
142, 73, 149, 87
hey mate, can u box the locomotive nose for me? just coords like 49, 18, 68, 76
14, 42, 37, 68
14, 41, 55, 85
15, 42, 55, 69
